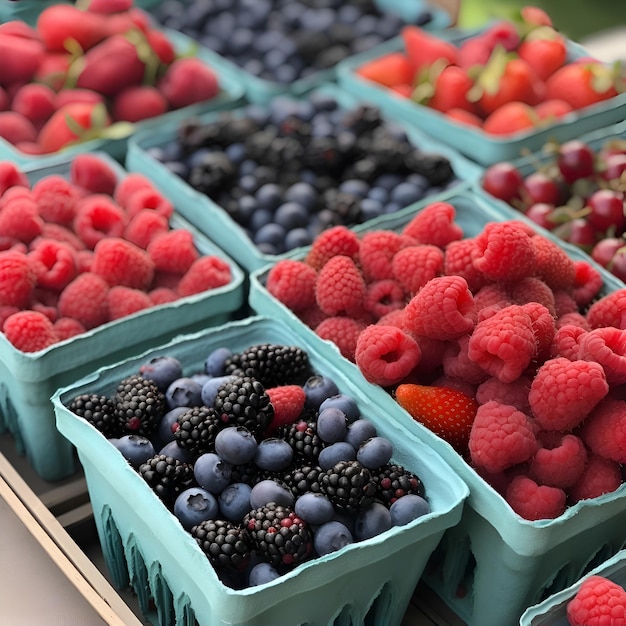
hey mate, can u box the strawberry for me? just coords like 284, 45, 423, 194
534, 98, 574, 121
0, 20, 40, 40
413, 64, 477, 114
0, 87, 8, 112
34, 52, 72, 91
481, 20, 520, 53
401, 25, 458, 76
520, 6, 553, 28
145, 29, 176, 66
112, 85, 168, 122
395, 383, 478, 453
157, 57, 220, 109
0, 34, 45, 87
36, 5, 110, 53
517, 27, 567, 81
482, 101, 539, 135
0, 111, 38, 146
55, 88, 105, 109
105, 8, 152, 36
457, 36, 492, 70
446, 108, 483, 128
11, 83, 56, 129
356, 52, 415, 89
85, 0, 133, 13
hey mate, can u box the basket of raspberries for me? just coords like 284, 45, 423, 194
52, 315, 468, 626
0, 152, 244, 481
249, 190, 626, 625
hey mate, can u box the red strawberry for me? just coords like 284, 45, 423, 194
482, 101, 539, 135
395, 383, 478, 453
414, 64, 477, 114
55, 88, 105, 109
517, 28, 567, 81
481, 20, 520, 52
534, 98, 574, 121
34, 52, 72, 91
36, 5, 110, 52
356, 52, 415, 89
145, 29, 176, 66
457, 36, 492, 70
0, 34, 45, 87
401, 25, 458, 76
446, 108, 483, 127
157, 57, 220, 109
105, 8, 151, 36
0, 20, 40, 40
520, 6, 553, 28
11, 83, 56, 129
0, 111, 38, 146
0, 87, 9, 112
112, 86, 168, 123
85, 0, 133, 13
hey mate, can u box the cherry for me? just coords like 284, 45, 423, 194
557, 140, 595, 184
525, 202, 555, 230
592, 237, 626, 281
554, 218, 596, 250
522, 171, 564, 206
482, 162, 523, 203
601, 152, 626, 183
586, 189, 626, 234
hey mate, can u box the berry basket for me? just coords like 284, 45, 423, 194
51, 314, 469, 626
336, 27, 626, 166
0, 152, 245, 482
247, 188, 626, 626
125, 85, 482, 274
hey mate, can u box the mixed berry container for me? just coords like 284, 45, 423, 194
0, 153, 245, 482
336, 28, 626, 166
51, 315, 468, 626
248, 189, 626, 626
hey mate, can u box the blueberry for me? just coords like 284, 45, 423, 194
359, 198, 385, 221
204, 347, 233, 377
354, 503, 392, 541
173, 487, 219, 531
313, 520, 354, 556
390, 181, 425, 207
319, 394, 360, 423
303, 375, 339, 411
238, 173, 259, 194
248, 562, 281, 586
274, 202, 309, 230
225, 143, 247, 165
318, 441, 356, 470
165, 377, 203, 409
113, 435, 155, 469
366, 186, 388, 203
356, 437, 393, 470
235, 195, 258, 225
255, 183, 283, 212
294, 492, 335, 525
193, 452, 233, 494
139, 355, 183, 392
155, 406, 188, 446
249, 479, 294, 509
218, 482, 253, 522
316, 407, 347, 443
284, 182, 318, 210
191, 373, 211, 387
201, 375, 237, 408
254, 223, 286, 251
384, 201, 403, 215
158, 440, 194, 464
248, 208, 273, 232
374, 173, 403, 191
345, 419, 378, 449
285, 228, 312, 250
390, 495, 431, 526
254, 438, 293, 472
214, 426, 258, 465
338, 179, 369, 198
227, 27, 255, 56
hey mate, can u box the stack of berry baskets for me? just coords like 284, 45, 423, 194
124, 85, 482, 274
51, 314, 469, 626
335, 15, 626, 166
0, 3, 245, 167
247, 188, 626, 625
0, 151, 245, 481
148, 0, 453, 106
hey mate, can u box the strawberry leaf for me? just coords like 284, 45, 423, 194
64, 112, 88, 136
90, 103, 109, 130
98, 121, 136, 140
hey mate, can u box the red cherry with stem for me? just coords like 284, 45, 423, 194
522, 172, 564, 206
608, 248, 626, 282
591, 237, 622, 268
601, 153, 626, 183
557, 140, 596, 184
586, 189, 626, 234
525, 202, 556, 230
482, 162, 523, 203
554, 218, 596, 250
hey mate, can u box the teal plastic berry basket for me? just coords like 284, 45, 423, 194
51, 314, 469, 626
520, 548, 626, 626
248, 189, 626, 626
125, 85, 483, 274
0, 28, 245, 167
0, 152, 245, 482
336, 28, 626, 167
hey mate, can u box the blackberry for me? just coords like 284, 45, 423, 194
278, 419, 324, 465
68, 393, 119, 438
113, 374, 166, 436
282, 464, 323, 498
319, 460, 377, 514
229, 461, 263, 487
223, 343, 312, 388
404, 151, 454, 187
191, 519, 252, 577
213, 376, 274, 438
174, 406, 223, 458
373, 464, 426, 506
244, 503, 313, 569
138, 454, 195, 507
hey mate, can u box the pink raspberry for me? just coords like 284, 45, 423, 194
76, 250, 93, 274
28, 239, 78, 292
0, 250, 37, 308
3, 310, 59, 352
556, 311, 590, 330
124, 187, 174, 220
315, 316, 366, 362
363, 279, 405, 319
177, 256, 232, 296
505, 475, 566, 520
567, 575, 626, 626
468, 400, 538, 473
147, 229, 199, 275
567, 453, 623, 504
431, 374, 477, 398
586, 289, 626, 330
403, 275, 476, 340
149, 287, 179, 305
73, 195, 128, 249
0, 305, 20, 327
531, 235, 575, 290
31, 175, 81, 225
553, 289, 579, 318
298, 304, 328, 329
472, 221, 536, 281
473, 284, 511, 315
442, 335, 489, 385
38, 223, 86, 251
0, 186, 32, 211
578, 327, 626, 385
57, 272, 109, 329
508, 276, 556, 316
521, 301, 555, 359
409, 334, 446, 375
53, 316, 86, 341
124, 210, 169, 249
443, 237, 486, 292
315, 255, 366, 316
376, 308, 406, 328
91, 237, 154, 290
550, 324, 587, 360
475, 375, 532, 413
266, 259, 317, 313
392, 244, 444, 295
580, 398, 626, 463
467, 304, 538, 383
571, 259, 603, 308
0, 161, 29, 196
265, 385, 306, 435
0, 196, 43, 243
305, 225, 359, 271
401, 201, 463, 247
107, 286, 153, 320
354, 324, 421, 387
113, 172, 154, 208
529, 433, 587, 489
69, 153, 118, 196
359, 230, 406, 282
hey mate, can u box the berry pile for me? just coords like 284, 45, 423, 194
481, 135, 626, 280
354, 9, 626, 136
0, 154, 232, 352
148, 93, 458, 255
266, 198, 626, 520
567, 575, 626, 626
152, 0, 436, 85
67, 342, 431, 588
0, 0, 222, 155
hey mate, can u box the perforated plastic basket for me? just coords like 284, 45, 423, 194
0, 153, 245, 481
125, 85, 482, 273
248, 189, 626, 626
51, 314, 469, 626
336, 28, 626, 166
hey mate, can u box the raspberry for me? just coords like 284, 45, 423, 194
431, 374, 477, 399
401, 201, 463, 247
76, 250, 93, 273
556, 312, 589, 330
468, 400, 537, 474
31, 175, 81, 226
28, 239, 78, 291
315, 255, 366, 317
475, 375, 532, 413
508, 277, 556, 316
442, 335, 489, 385
124, 210, 169, 249
53, 316, 86, 341
38, 223, 86, 251
442, 238, 486, 292
304, 225, 359, 271
0, 186, 32, 210
567, 453, 623, 504
0, 196, 43, 243
505, 475, 566, 520
580, 398, 626, 463
376, 308, 406, 328
392, 244, 444, 295
531, 235, 575, 291
3, 310, 59, 352
149, 287, 179, 305
113, 172, 154, 208
0, 249, 38, 308
0, 305, 20, 327
73, 195, 127, 249
553, 290, 579, 318
266, 259, 317, 312
567, 575, 626, 626
473, 284, 512, 315
403, 275, 476, 340
572, 260, 604, 307
147, 229, 199, 275
550, 324, 587, 360
587, 289, 626, 330
177, 255, 232, 296
471, 221, 536, 281
124, 187, 174, 220
315, 316, 366, 361
0, 161, 29, 196
521, 301, 555, 359
409, 334, 446, 375
69, 153, 118, 196
354, 324, 421, 387
359, 230, 406, 282
578, 327, 626, 385
529, 433, 587, 489
299, 305, 328, 329
265, 384, 306, 434
467, 304, 538, 383
57, 272, 109, 329
363, 279, 405, 319
91, 237, 155, 290
107, 285, 153, 320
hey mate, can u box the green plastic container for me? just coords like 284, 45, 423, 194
52, 315, 469, 626
248, 190, 626, 626
0, 153, 245, 482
